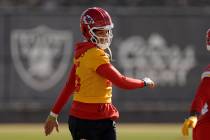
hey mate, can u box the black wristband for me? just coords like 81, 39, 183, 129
189, 111, 200, 117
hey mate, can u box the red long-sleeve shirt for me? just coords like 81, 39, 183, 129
51, 42, 145, 120
52, 62, 145, 120
190, 65, 210, 116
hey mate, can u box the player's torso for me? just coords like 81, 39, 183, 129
73, 48, 112, 103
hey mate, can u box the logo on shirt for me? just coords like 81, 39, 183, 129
11, 25, 73, 91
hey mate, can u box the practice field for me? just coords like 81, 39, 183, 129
0, 123, 192, 140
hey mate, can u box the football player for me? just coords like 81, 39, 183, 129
182, 29, 210, 140
44, 7, 156, 140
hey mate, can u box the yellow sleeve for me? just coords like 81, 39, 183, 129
85, 48, 110, 71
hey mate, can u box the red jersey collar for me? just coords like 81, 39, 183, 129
74, 42, 97, 59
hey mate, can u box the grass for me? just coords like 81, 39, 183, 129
0, 123, 192, 140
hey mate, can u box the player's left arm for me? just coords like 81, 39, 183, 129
87, 48, 156, 89
96, 63, 156, 89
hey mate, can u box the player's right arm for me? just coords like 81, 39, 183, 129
44, 64, 76, 136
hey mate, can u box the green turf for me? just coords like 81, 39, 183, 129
0, 123, 192, 140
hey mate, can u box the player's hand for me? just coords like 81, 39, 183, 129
182, 116, 197, 136
44, 114, 59, 136
143, 77, 156, 89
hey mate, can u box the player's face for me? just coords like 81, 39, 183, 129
94, 29, 111, 44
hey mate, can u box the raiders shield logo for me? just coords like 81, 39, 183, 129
11, 25, 73, 91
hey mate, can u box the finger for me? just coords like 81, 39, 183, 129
181, 123, 185, 135
148, 83, 156, 89
46, 127, 53, 136
48, 123, 54, 135
45, 122, 52, 134
182, 127, 187, 136
45, 124, 51, 136
153, 82, 157, 87
45, 122, 54, 136
151, 83, 156, 88
55, 124, 59, 133
182, 126, 187, 136
182, 122, 189, 136
154, 83, 157, 88
44, 122, 50, 135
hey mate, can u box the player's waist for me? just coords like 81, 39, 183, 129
69, 101, 119, 120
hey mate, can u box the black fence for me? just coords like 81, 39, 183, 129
0, 7, 209, 123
